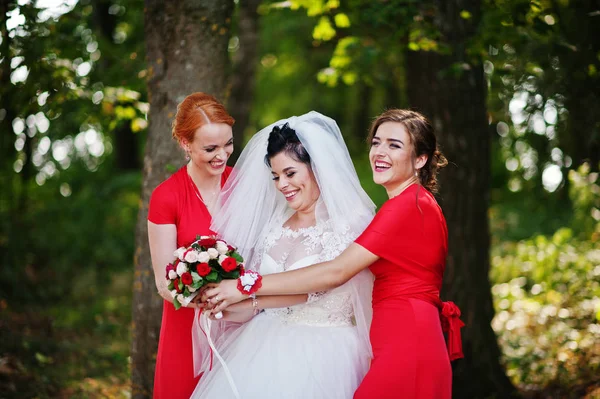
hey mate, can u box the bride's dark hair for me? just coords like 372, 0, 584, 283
264, 122, 311, 167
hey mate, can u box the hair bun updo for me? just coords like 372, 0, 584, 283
171, 92, 234, 144
264, 122, 311, 167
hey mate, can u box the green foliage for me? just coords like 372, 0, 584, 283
490, 166, 600, 392
569, 164, 600, 238
0, 0, 146, 303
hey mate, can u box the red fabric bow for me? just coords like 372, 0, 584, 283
440, 301, 465, 361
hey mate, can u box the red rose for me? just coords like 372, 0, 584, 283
174, 278, 182, 293
227, 245, 235, 252
199, 238, 217, 247
165, 263, 175, 279
181, 272, 193, 285
221, 256, 238, 272
196, 262, 211, 277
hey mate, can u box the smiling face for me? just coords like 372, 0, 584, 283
269, 152, 320, 213
183, 123, 233, 177
369, 121, 426, 194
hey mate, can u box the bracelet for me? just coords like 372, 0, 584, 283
237, 270, 263, 296
252, 297, 260, 316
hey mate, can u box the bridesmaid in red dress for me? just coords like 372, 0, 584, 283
204, 109, 464, 398
147, 92, 234, 399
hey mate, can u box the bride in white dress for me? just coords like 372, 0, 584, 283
190, 111, 376, 399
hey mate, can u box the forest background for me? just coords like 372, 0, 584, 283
0, 0, 599, 398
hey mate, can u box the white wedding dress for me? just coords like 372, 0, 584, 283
191, 220, 371, 399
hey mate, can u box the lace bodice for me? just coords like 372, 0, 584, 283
257, 221, 357, 327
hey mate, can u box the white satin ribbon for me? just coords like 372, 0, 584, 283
200, 312, 241, 399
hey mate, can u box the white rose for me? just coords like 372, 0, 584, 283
188, 286, 197, 293
216, 241, 229, 255
174, 247, 186, 260
168, 270, 177, 280
218, 254, 228, 265
170, 290, 178, 298
207, 248, 219, 259
239, 273, 257, 287
197, 251, 210, 263
176, 262, 188, 276
184, 250, 199, 263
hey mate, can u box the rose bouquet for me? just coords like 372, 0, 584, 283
166, 235, 244, 310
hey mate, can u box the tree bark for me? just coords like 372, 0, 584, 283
131, 1, 234, 397
228, 0, 261, 162
406, 1, 517, 397
0, 0, 17, 277
553, 1, 600, 171
91, 0, 142, 171
354, 82, 372, 142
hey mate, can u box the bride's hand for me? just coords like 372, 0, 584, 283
203, 280, 247, 314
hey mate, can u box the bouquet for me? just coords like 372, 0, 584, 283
165, 235, 244, 310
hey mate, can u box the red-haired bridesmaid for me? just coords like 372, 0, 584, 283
147, 93, 234, 398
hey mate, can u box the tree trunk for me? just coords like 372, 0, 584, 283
354, 82, 372, 142
91, 0, 142, 171
406, 1, 517, 397
228, 0, 261, 162
554, 1, 600, 171
131, 1, 234, 397
113, 116, 140, 171
0, 0, 17, 278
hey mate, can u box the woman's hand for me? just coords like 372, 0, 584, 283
202, 280, 248, 314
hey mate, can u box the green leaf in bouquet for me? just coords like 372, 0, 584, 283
184, 287, 190, 296
205, 271, 219, 282
173, 298, 182, 310
191, 271, 203, 282
230, 252, 244, 263
167, 281, 174, 291
222, 270, 241, 279
191, 280, 204, 289
178, 280, 184, 291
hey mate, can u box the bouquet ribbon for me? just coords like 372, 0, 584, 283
193, 310, 241, 399
200, 311, 241, 398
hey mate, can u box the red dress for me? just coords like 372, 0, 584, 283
148, 165, 232, 399
354, 184, 463, 399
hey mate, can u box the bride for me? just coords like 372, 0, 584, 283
190, 111, 376, 398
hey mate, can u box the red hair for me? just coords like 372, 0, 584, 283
172, 92, 235, 143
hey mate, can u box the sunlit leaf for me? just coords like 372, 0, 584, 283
460, 10, 472, 19
312, 17, 336, 41
334, 13, 350, 28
